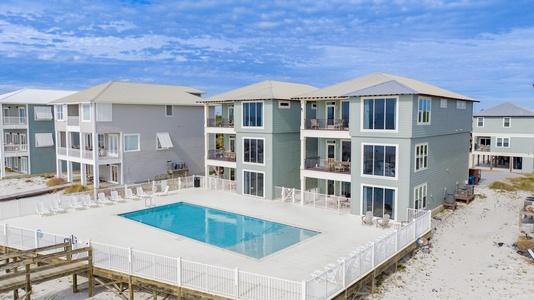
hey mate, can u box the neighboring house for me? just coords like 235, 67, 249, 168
471, 102, 534, 172
199, 80, 317, 199
295, 72, 477, 221
50, 81, 205, 188
0, 89, 77, 178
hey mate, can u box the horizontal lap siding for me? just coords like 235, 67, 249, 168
28, 104, 57, 174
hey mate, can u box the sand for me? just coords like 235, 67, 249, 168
1, 174, 533, 299
369, 186, 534, 300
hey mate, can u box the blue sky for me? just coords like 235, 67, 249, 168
1, 0, 534, 111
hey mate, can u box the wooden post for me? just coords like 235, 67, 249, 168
129, 275, 134, 300
490, 155, 493, 170
25, 263, 31, 300
88, 248, 94, 297
510, 156, 513, 172
153, 289, 157, 299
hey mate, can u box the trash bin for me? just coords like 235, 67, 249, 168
194, 176, 200, 188
469, 175, 475, 186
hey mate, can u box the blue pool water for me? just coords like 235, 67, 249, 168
119, 202, 320, 259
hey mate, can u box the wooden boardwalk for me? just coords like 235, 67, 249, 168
0, 242, 93, 300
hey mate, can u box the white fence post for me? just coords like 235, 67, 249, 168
128, 247, 133, 275
291, 188, 295, 203
301, 280, 307, 300
234, 268, 239, 300
177, 257, 181, 285
34, 229, 39, 248
3, 224, 7, 246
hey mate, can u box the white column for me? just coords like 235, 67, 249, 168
204, 103, 210, 177
81, 163, 86, 185
300, 100, 306, 204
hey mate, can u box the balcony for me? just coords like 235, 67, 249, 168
304, 119, 348, 130
3, 117, 27, 126
208, 149, 236, 162
207, 118, 234, 128
58, 146, 120, 160
304, 157, 351, 174
67, 116, 80, 126
4, 144, 28, 152
475, 144, 491, 152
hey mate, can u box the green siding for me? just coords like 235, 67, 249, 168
28, 104, 57, 174
272, 100, 300, 133
272, 133, 301, 190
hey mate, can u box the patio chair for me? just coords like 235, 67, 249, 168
82, 195, 98, 208
361, 211, 374, 226
310, 119, 319, 129
69, 197, 85, 211
377, 214, 391, 229
154, 186, 169, 197
334, 161, 345, 172
50, 199, 66, 214
125, 188, 140, 200
334, 119, 344, 130
36, 202, 52, 217
136, 186, 150, 198
110, 190, 126, 203
97, 193, 113, 205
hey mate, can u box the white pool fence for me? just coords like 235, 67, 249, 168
0, 206, 430, 300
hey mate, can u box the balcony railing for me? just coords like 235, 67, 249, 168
67, 116, 79, 126
475, 144, 491, 152
208, 149, 236, 162
2, 117, 27, 125
4, 144, 28, 152
304, 157, 351, 173
305, 118, 349, 130
206, 118, 234, 128
57, 147, 119, 159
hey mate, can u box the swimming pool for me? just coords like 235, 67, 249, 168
119, 202, 320, 259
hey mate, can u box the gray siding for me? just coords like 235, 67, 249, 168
412, 97, 473, 138
474, 116, 533, 134
272, 133, 300, 191
272, 100, 300, 133
101, 104, 204, 184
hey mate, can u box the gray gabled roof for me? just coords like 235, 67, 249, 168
200, 80, 318, 103
295, 72, 477, 101
50, 81, 205, 106
473, 102, 534, 117
0, 89, 78, 104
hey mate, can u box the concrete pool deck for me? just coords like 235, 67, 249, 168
4, 188, 390, 282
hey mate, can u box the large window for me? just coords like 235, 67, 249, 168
477, 117, 484, 127
363, 144, 396, 177
503, 117, 511, 128
242, 102, 263, 127
415, 143, 428, 171
82, 104, 91, 121
124, 134, 140, 152
417, 98, 431, 124
496, 137, 510, 148
363, 98, 396, 130
56, 105, 64, 121
414, 184, 427, 209
363, 186, 395, 218
243, 138, 264, 163
243, 171, 264, 197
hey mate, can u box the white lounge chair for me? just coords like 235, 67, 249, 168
361, 211, 374, 226
82, 195, 98, 208
136, 187, 150, 198
125, 188, 140, 200
154, 186, 169, 197
110, 190, 125, 203
377, 214, 391, 229
36, 202, 52, 217
97, 193, 113, 205
69, 197, 85, 211
50, 199, 66, 214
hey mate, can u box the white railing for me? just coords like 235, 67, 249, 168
67, 116, 79, 126
3, 116, 27, 125
275, 187, 350, 213
1, 180, 430, 300
304, 209, 431, 299
4, 144, 28, 152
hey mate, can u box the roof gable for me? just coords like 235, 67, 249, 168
295, 72, 477, 102
473, 102, 534, 117
202, 80, 318, 103
50, 81, 205, 106
0, 89, 78, 104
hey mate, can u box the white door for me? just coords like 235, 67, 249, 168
18, 107, 26, 124
21, 157, 28, 173
110, 165, 119, 183
108, 134, 119, 156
